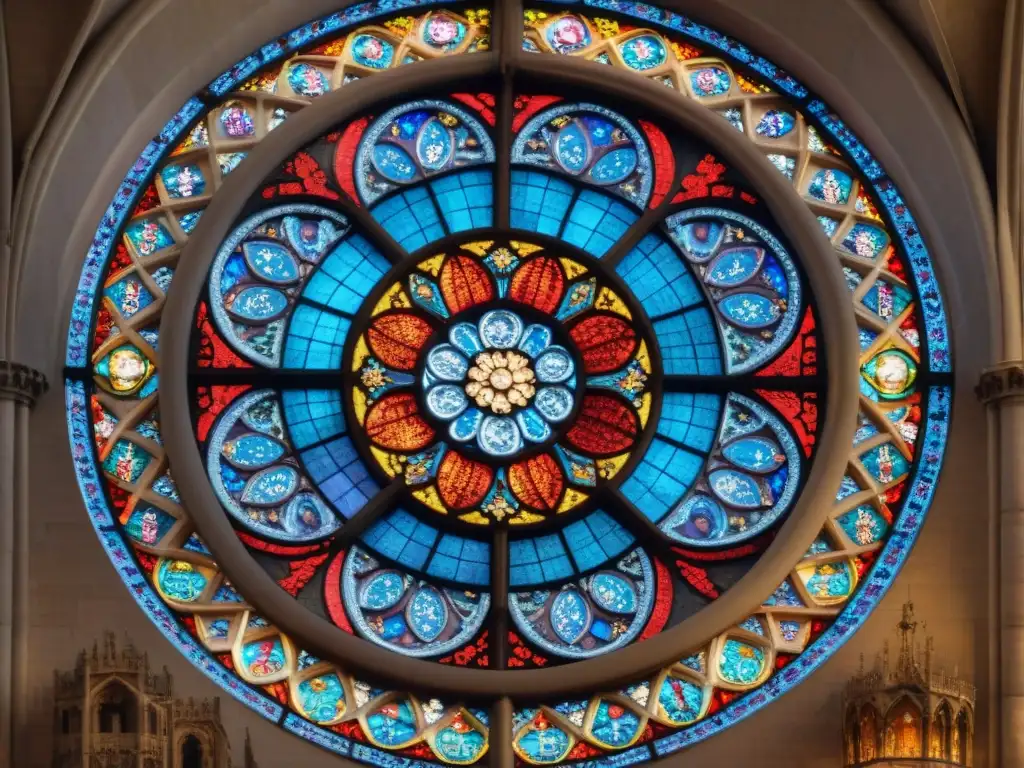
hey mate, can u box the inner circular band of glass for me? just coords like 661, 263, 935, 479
180, 84, 827, 680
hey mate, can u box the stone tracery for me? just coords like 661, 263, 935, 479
49, 1, 961, 766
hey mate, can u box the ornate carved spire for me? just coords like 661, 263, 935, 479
895, 599, 919, 680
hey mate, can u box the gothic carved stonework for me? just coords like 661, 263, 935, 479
842, 602, 975, 766
975, 363, 1024, 403
0, 359, 49, 406
52, 632, 252, 768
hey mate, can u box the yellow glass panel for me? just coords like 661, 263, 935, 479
352, 389, 368, 426
384, 16, 416, 36
351, 336, 370, 372
371, 448, 401, 478
487, 247, 517, 272
510, 510, 546, 525
418, 255, 445, 276
459, 511, 490, 525
637, 392, 653, 429
414, 486, 448, 515
464, 9, 491, 28
856, 190, 884, 221
636, 340, 653, 374
523, 10, 550, 29
594, 17, 620, 38
372, 283, 412, 315
559, 257, 588, 280
511, 240, 545, 258
597, 453, 630, 481
461, 240, 494, 257
595, 286, 632, 319
558, 489, 588, 513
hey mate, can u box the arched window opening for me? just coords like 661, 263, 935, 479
954, 708, 970, 764
181, 734, 203, 768
148, 707, 158, 734
844, 705, 859, 765
884, 699, 922, 759
96, 682, 137, 734
930, 703, 952, 759
858, 704, 880, 762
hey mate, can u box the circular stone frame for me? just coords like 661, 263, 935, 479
160, 53, 859, 699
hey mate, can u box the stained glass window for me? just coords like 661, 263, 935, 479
64, 2, 952, 766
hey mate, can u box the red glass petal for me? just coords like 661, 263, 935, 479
755, 307, 817, 377
510, 257, 565, 314
756, 389, 820, 458
367, 313, 433, 371
437, 451, 493, 510
566, 395, 637, 455
509, 454, 564, 511
440, 255, 493, 314
569, 315, 638, 374
639, 120, 675, 209
365, 393, 434, 451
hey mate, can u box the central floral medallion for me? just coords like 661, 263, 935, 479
423, 310, 577, 458
346, 239, 658, 526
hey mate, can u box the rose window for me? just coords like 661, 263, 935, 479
64, 4, 951, 766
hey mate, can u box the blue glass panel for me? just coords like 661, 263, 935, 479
510, 170, 574, 235
301, 234, 388, 315
617, 234, 703, 318
284, 306, 350, 369
621, 440, 704, 522
509, 535, 573, 587
654, 310, 722, 375
362, 509, 439, 572
300, 438, 378, 518
561, 190, 638, 256
563, 511, 635, 572
426, 535, 491, 586
657, 393, 722, 452
282, 390, 345, 449
370, 187, 445, 251
430, 170, 493, 233
104, 274, 155, 319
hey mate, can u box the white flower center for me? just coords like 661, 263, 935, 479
465, 350, 536, 415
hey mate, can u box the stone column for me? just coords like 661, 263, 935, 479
979, 367, 1024, 768
0, 362, 48, 768
990, 0, 1024, 763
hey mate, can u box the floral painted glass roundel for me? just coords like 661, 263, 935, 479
64, 2, 952, 766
